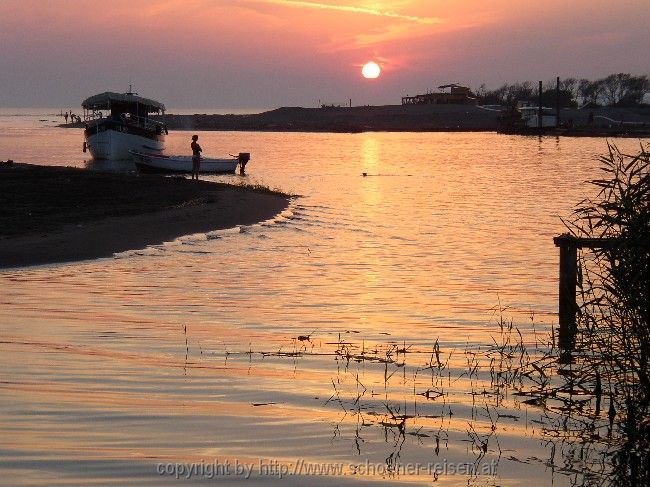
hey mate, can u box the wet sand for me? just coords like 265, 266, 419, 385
0, 163, 290, 268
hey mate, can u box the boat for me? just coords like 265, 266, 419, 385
497, 104, 564, 135
129, 150, 250, 174
81, 89, 167, 160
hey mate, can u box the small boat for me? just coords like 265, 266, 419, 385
130, 150, 250, 174
82, 89, 167, 160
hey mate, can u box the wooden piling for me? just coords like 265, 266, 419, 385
553, 233, 617, 350
556, 76, 561, 128
554, 234, 578, 349
538, 80, 543, 129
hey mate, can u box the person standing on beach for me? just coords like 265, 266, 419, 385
191, 134, 202, 180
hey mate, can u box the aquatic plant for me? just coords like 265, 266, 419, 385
190, 145, 647, 484
558, 143, 650, 484
227, 179, 297, 198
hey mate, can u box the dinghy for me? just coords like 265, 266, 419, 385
130, 151, 250, 174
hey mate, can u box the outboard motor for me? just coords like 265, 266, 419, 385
238, 152, 250, 175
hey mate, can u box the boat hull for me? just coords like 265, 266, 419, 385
85, 121, 165, 160
130, 152, 240, 174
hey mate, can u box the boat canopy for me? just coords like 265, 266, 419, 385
82, 92, 165, 114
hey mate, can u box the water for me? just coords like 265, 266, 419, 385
1, 109, 647, 485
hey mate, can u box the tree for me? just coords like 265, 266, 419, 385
540, 78, 579, 108
503, 82, 534, 106
599, 73, 648, 106
619, 74, 649, 106
478, 74, 648, 107
476, 84, 508, 105
578, 78, 603, 107
602, 73, 629, 105
560, 77, 578, 102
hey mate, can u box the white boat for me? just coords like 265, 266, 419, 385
130, 151, 250, 174
82, 90, 167, 160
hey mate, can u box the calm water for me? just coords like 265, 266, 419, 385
0, 110, 647, 486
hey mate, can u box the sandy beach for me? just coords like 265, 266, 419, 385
0, 163, 290, 268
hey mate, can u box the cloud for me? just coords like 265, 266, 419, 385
327, 23, 431, 51
245, 0, 442, 24
322, 11, 489, 53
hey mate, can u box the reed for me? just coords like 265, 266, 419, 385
199, 145, 648, 483
558, 143, 650, 484
227, 180, 297, 198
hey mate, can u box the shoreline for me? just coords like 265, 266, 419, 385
156, 104, 649, 136
0, 164, 290, 269
61, 103, 650, 136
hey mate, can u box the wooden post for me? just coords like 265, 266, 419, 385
538, 80, 543, 129
556, 76, 561, 128
553, 234, 617, 351
554, 234, 578, 350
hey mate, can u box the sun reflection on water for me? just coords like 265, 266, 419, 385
1, 129, 647, 485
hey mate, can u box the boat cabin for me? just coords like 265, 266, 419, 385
82, 91, 167, 134
517, 102, 557, 128
82, 91, 165, 124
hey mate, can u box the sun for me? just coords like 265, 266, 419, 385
361, 61, 381, 79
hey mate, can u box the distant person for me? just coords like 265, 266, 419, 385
191, 134, 202, 180
64, 112, 68, 123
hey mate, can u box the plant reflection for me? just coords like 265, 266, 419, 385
203, 146, 648, 485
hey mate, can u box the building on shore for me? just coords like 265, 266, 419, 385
401, 84, 478, 106
516, 101, 557, 128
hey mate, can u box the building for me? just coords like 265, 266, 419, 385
515, 101, 556, 128
401, 84, 478, 106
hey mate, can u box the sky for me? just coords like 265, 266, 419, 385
0, 0, 648, 110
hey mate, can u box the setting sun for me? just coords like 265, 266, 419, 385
361, 61, 381, 79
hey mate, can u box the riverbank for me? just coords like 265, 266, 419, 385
0, 164, 290, 268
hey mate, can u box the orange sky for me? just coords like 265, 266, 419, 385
0, 0, 648, 108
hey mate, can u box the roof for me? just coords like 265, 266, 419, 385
81, 92, 165, 113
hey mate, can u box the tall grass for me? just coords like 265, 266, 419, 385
184, 145, 648, 485
561, 143, 649, 484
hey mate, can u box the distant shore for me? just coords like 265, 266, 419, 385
156, 105, 499, 132
0, 164, 290, 268
58, 103, 650, 136
154, 104, 650, 136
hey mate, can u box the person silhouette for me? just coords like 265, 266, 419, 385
191, 134, 202, 180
